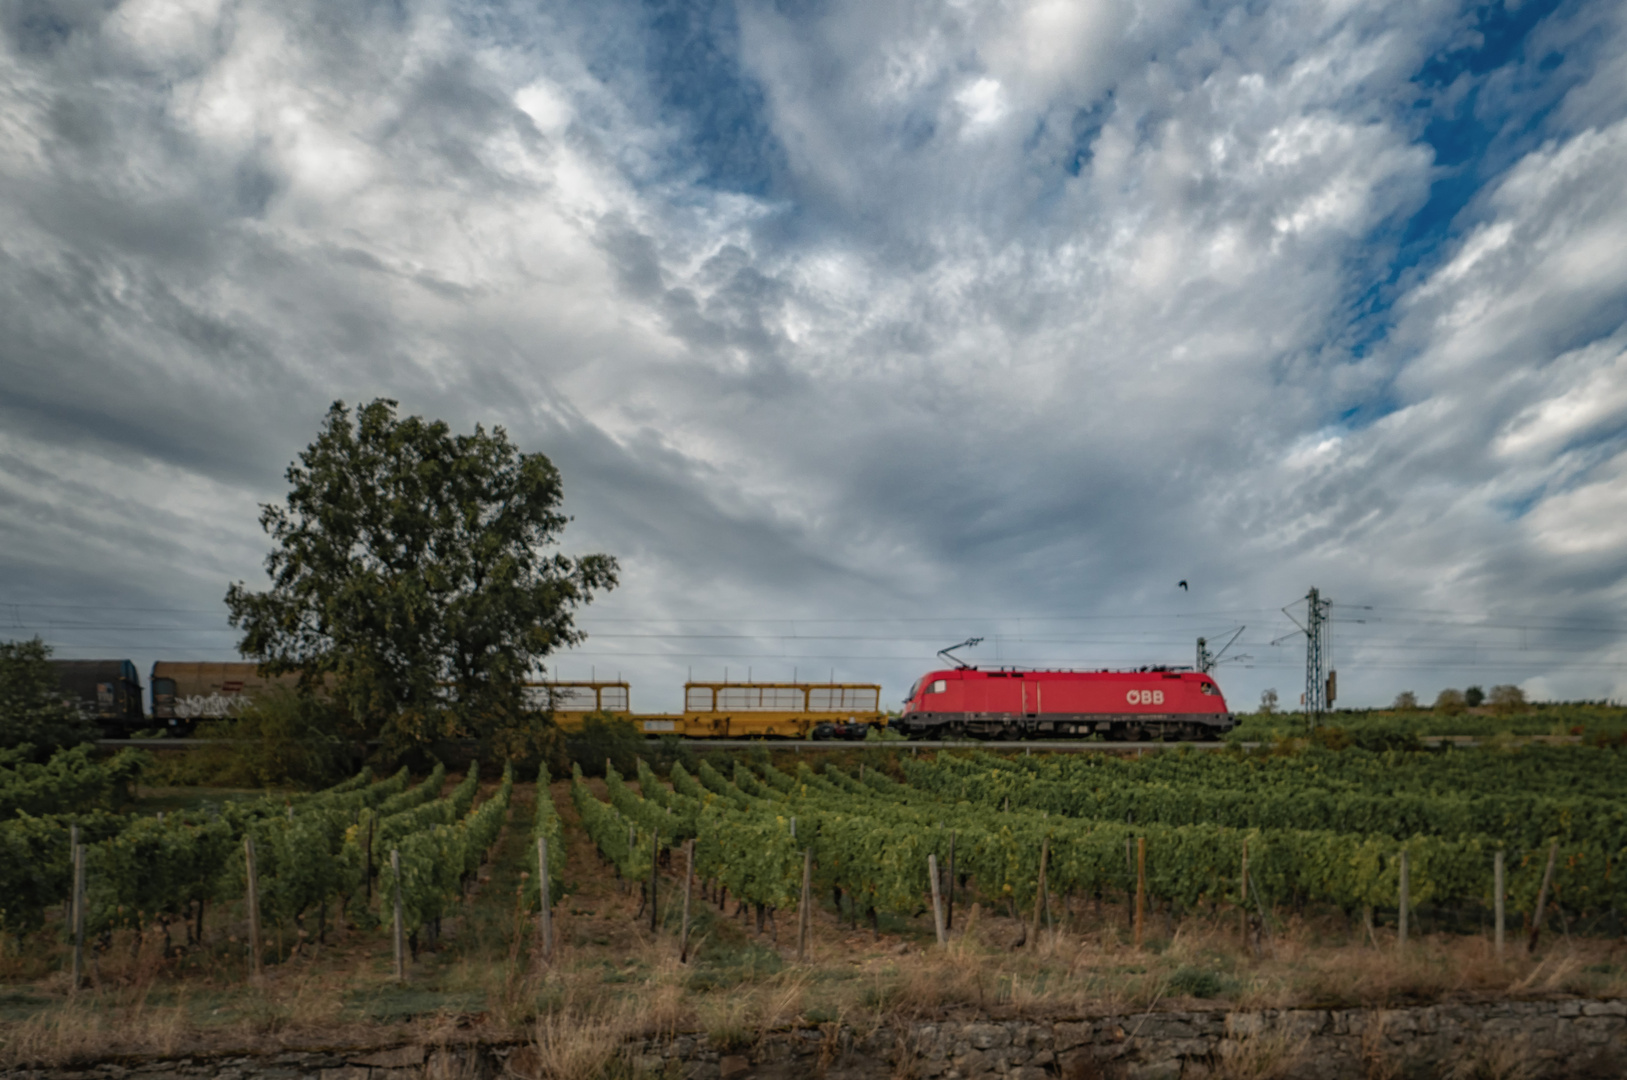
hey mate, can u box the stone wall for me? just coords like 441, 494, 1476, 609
6, 999, 1623, 1080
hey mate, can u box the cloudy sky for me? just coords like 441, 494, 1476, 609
4, 0, 1627, 714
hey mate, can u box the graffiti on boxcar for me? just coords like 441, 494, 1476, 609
173, 692, 249, 719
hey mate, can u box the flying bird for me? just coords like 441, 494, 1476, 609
1177, 580, 1189, 591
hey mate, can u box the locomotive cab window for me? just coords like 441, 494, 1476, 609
929, 679, 947, 694
1199, 682, 1219, 695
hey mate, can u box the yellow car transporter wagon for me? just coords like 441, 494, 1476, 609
529, 679, 884, 738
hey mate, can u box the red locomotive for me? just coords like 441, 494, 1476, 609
895, 661, 1234, 741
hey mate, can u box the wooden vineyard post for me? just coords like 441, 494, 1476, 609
245, 835, 263, 981
364, 814, 374, 903
1134, 837, 1146, 949
649, 831, 660, 934
928, 853, 948, 946
391, 848, 405, 981
1397, 849, 1410, 950
1239, 838, 1249, 944
70, 841, 85, 993
1125, 838, 1135, 929
1528, 840, 1558, 954
65, 824, 78, 927
797, 848, 813, 961
537, 836, 554, 963
1029, 837, 1050, 947
681, 840, 697, 963
1494, 850, 1505, 958
945, 831, 956, 932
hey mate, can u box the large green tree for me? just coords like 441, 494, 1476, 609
226, 400, 618, 752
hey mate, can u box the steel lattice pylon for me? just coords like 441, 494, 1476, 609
1303, 587, 1332, 725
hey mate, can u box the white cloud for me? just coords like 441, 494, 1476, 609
953, 76, 1006, 133
0, 0, 1625, 709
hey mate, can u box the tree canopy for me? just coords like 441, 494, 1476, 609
226, 400, 618, 752
0, 638, 98, 754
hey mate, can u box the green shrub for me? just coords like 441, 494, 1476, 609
564, 712, 645, 777
227, 686, 359, 789
0, 639, 98, 755
1167, 966, 1227, 998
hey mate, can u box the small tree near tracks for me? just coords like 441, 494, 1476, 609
226, 399, 618, 755
0, 637, 98, 755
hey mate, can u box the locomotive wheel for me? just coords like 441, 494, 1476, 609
1123, 725, 1146, 742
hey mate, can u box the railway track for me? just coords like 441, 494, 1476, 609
91, 734, 1583, 752
94, 736, 1230, 752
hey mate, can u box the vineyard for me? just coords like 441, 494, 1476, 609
2, 739, 1626, 1063
565, 743, 1627, 942
1227, 701, 1627, 743
0, 746, 515, 967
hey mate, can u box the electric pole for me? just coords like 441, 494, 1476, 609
1274, 591, 1334, 729
1303, 587, 1333, 727
1196, 628, 1245, 676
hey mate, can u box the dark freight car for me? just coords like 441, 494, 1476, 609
48, 659, 146, 735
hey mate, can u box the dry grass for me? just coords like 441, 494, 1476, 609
1, 994, 190, 1065
522, 1001, 641, 1080
1213, 1027, 1310, 1080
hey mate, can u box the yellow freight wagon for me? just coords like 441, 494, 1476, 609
678, 682, 883, 738
526, 680, 884, 739
522, 681, 633, 732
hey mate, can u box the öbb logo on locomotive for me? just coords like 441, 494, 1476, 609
52, 654, 1232, 742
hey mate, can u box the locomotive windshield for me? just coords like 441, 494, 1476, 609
906, 679, 921, 702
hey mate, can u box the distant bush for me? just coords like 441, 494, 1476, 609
1489, 684, 1526, 715
1464, 686, 1485, 708
1392, 691, 1418, 711
1434, 689, 1467, 715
